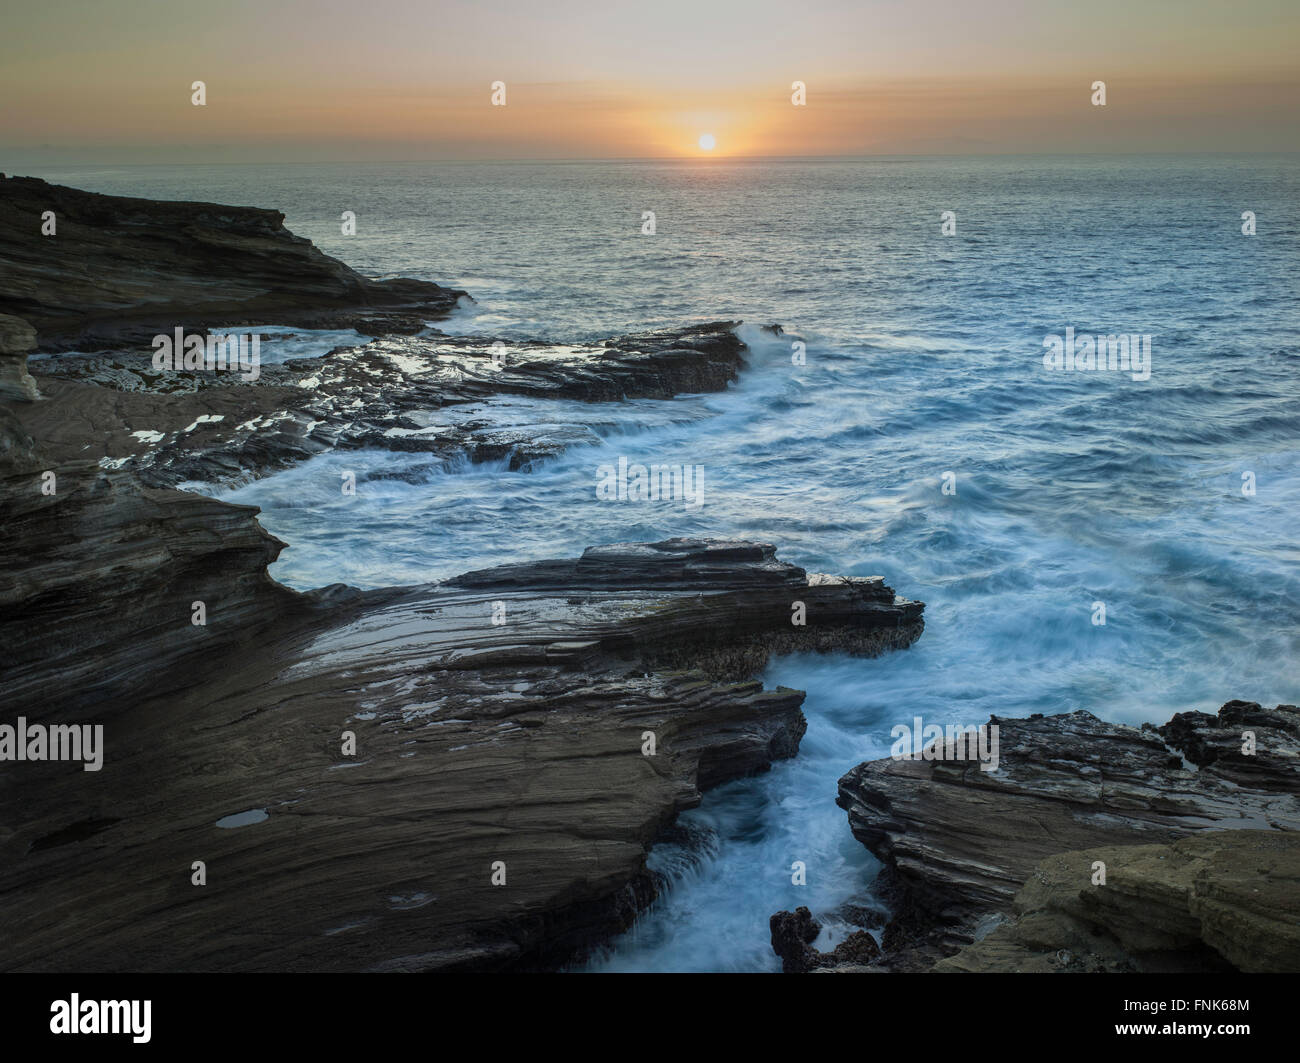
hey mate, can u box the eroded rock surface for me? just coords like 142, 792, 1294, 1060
1, 177, 928, 973
0, 313, 39, 402
0, 174, 465, 348
0, 462, 296, 714
769, 906, 882, 974
19, 322, 747, 486
833, 703, 1300, 970
0, 538, 923, 972
935, 830, 1300, 973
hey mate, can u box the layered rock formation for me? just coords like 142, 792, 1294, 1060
2, 177, 748, 496
935, 829, 1300, 973
18, 322, 748, 487
829, 702, 1300, 971
0, 346, 297, 714
0, 173, 465, 349
0, 313, 39, 401
1, 314, 761, 720
0, 460, 296, 715
0, 539, 923, 972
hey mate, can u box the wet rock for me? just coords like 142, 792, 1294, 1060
836, 703, 1300, 970
770, 907, 822, 972
0, 536, 923, 972
1160, 699, 1300, 789
0, 461, 299, 715
17, 322, 748, 487
1, 177, 923, 974
769, 906, 882, 973
837, 902, 887, 930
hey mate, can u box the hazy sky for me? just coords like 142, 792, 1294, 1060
2, 0, 1298, 163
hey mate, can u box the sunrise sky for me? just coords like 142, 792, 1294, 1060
2, 0, 1298, 164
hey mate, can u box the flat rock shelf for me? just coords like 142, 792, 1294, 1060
0, 538, 923, 972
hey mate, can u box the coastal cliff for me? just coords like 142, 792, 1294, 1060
0, 173, 466, 350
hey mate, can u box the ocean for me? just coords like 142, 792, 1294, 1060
35, 156, 1300, 970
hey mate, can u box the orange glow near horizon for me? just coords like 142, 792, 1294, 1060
3, 71, 1297, 164
2, 0, 1299, 164
3, 74, 1298, 164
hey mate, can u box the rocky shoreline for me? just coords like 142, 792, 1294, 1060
2, 532, 923, 972
770, 700, 1300, 973
1, 176, 928, 971
3, 175, 1295, 973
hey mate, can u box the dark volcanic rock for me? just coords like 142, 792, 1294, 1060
0, 174, 465, 349
835, 704, 1300, 970
1160, 699, 1300, 789
769, 906, 882, 973
17, 321, 748, 487
0, 381, 299, 714
0, 536, 923, 972
770, 907, 822, 972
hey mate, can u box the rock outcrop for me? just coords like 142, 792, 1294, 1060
0, 313, 39, 402
769, 906, 882, 974
0, 538, 923, 972
18, 322, 748, 487
833, 703, 1300, 970
935, 830, 1300, 973
2, 317, 763, 721
0, 461, 297, 715
0, 173, 465, 349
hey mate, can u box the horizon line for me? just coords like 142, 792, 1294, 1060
8, 148, 1300, 171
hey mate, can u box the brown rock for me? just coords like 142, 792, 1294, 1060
836, 704, 1300, 969
936, 830, 1300, 973
1, 537, 922, 972
0, 313, 39, 401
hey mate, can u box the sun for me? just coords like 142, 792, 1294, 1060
698, 133, 716, 151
